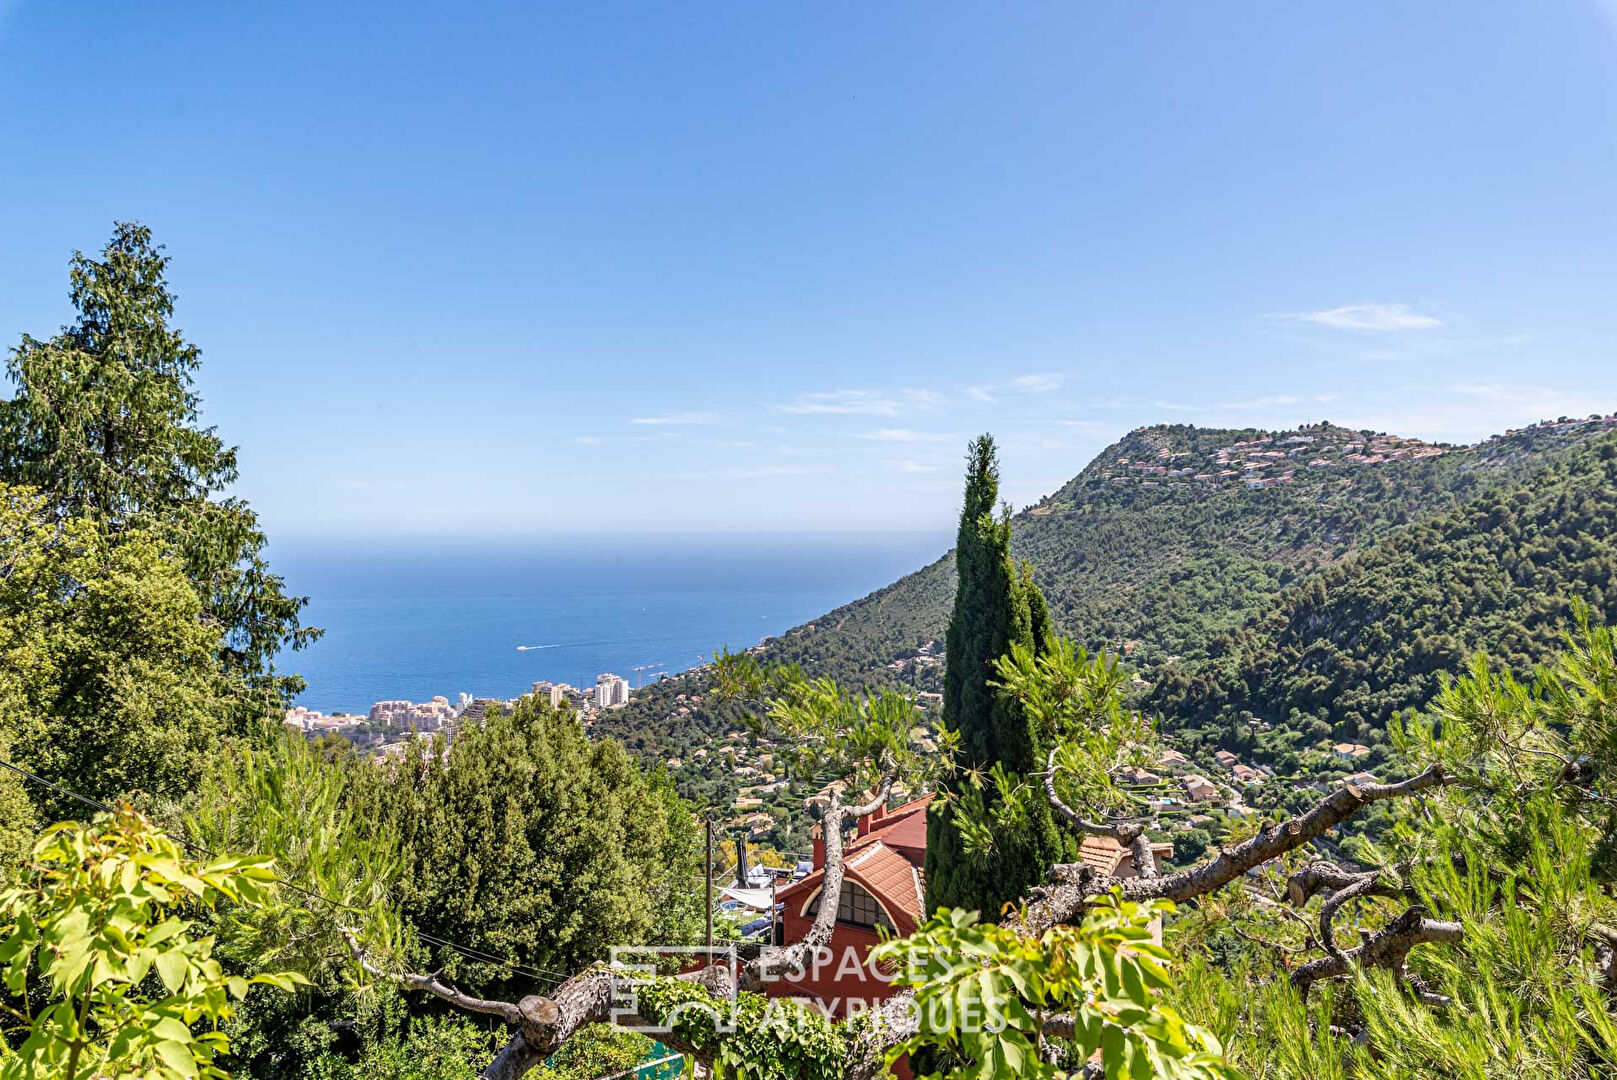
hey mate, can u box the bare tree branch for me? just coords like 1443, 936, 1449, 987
1244, 891, 1323, 952
342, 930, 531, 1027
745, 773, 896, 990
1019, 765, 1449, 934
1289, 904, 1463, 997
1039, 747, 1145, 843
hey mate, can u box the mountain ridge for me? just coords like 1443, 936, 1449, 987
592, 411, 1617, 797
751, 413, 1617, 686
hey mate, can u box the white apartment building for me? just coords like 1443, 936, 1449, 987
595, 672, 630, 709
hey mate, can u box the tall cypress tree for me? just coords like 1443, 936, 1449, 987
925, 435, 1074, 915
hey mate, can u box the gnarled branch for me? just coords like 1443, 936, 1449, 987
1039, 747, 1145, 844
1289, 903, 1463, 997
744, 773, 896, 991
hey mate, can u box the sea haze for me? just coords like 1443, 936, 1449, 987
272, 532, 949, 714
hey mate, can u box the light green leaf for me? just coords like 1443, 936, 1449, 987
155, 949, 188, 994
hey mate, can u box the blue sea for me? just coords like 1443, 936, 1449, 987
272, 532, 948, 714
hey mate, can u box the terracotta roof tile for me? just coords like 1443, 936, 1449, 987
1078, 835, 1175, 878
846, 842, 924, 926
1080, 836, 1129, 876
777, 840, 926, 930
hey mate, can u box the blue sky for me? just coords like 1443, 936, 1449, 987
2, 1, 1616, 535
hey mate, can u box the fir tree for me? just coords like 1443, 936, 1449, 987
0, 222, 318, 720
925, 435, 1074, 916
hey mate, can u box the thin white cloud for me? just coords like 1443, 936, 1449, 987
1327, 385, 1615, 447
1449, 383, 1609, 414
1151, 394, 1302, 414
1283, 303, 1444, 332
629, 412, 717, 425
569, 433, 668, 445
339, 479, 412, 492
1450, 382, 1529, 404
680, 464, 825, 480
859, 428, 951, 443
775, 389, 940, 416
965, 372, 1066, 403
1010, 373, 1065, 392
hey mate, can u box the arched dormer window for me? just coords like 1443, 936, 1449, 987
804, 880, 895, 932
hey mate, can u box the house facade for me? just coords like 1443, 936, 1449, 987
768, 796, 930, 1013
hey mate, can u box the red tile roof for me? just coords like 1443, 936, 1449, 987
856, 795, 931, 860
1079, 836, 1132, 877
778, 795, 934, 932
845, 842, 924, 925
1077, 835, 1174, 879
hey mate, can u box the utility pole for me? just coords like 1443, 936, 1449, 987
704, 819, 714, 955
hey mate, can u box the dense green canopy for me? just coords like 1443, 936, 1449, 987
0, 222, 317, 721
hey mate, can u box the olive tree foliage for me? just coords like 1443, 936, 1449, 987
0, 808, 305, 1080
0, 222, 318, 720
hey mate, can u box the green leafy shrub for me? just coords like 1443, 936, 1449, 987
0, 808, 305, 1080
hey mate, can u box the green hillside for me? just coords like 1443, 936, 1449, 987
1155, 430, 1617, 750
754, 416, 1617, 689
593, 414, 1617, 809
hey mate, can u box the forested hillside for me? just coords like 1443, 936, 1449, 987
1156, 432, 1617, 748
755, 418, 1617, 687
597, 415, 1617, 774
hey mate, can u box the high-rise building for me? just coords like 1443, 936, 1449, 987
459, 697, 504, 727
595, 672, 630, 709
531, 681, 566, 709
370, 700, 412, 727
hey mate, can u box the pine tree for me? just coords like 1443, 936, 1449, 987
0, 222, 318, 720
925, 435, 1075, 915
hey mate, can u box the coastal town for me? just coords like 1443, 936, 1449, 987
284, 629, 1402, 884
282, 670, 637, 756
